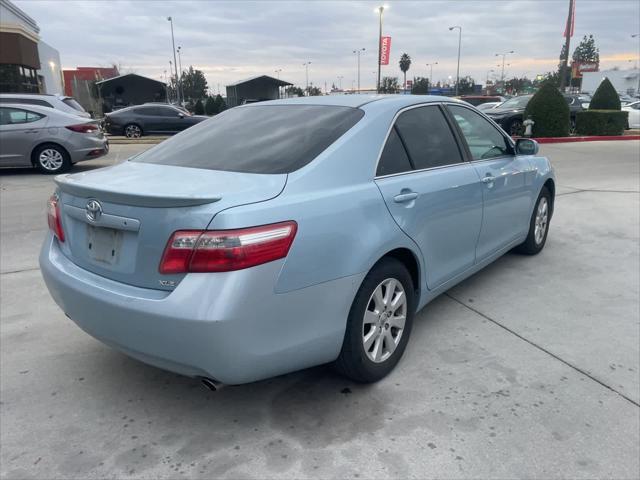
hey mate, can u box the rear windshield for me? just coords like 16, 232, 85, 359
132, 105, 364, 174
62, 97, 86, 112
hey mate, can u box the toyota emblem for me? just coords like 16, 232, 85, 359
85, 199, 102, 222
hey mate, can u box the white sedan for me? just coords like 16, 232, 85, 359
623, 101, 640, 129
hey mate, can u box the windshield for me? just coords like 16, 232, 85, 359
132, 105, 364, 174
62, 97, 86, 112
498, 96, 531, 109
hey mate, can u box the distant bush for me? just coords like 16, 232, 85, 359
194, 99, 205, 115
589, 78, 621, 110
524, 82, 570, 137
576, 110, 628, 135
204, 96, 216, 115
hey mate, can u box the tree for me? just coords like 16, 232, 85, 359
213, 94, 227, 113
380, 76, 400, 94
524, 82, 570, 137
411, 77, 430, 94
181, 66, 208, 102
306, 85, 322, 96
399, 53, 411, 90
457, 76, 476, 95
589, 78, 621, 110
204, 96, 216, 115
573, 34, 599, 64
193, 99, 204, 115
285, 86, 304, 97
505, 77, 533, 95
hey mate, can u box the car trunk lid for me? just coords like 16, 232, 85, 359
54, 161, 287, 290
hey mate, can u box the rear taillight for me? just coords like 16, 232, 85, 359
47, 195, 65, 242
66, 123, 99, 133
159, 221, 297, 274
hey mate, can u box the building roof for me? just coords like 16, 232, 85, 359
95, 73, 165, 86
226, 75, 293, 87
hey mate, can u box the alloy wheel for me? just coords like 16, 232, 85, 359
39, 149, 64, 171
125, 125, 142, 138
362, 278, 407, 363
534, 197, 548, 245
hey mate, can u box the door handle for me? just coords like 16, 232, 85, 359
393, 192, 419, 203
25, 129, 39, 134
481, 175, 495, 184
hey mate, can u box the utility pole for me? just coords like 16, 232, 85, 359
302, 62, 311, 94
559, 0, 575, 91
167, 17, 180, 104
495, 51, 514, 83
353, 48, 365, 92
337, 75, 344, 90
176, 46, 184, 103
426, 62, 438, 92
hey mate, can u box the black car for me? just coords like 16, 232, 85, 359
485, 94, 584, 136
104, 104, 207, 138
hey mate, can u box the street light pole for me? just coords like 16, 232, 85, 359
426, 62, 438, 91
176, 45, 184, 103
302, 62, 311, 94
169, 60, 174, 103
495, 51, 514, 83
337, 75, 344, 90
376, 5, 387, 93
449, 26, 462, 96
167, 17, 180, 105
353, 48, 365, 92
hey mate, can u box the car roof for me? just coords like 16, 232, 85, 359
0, 103, 91, 120
0, 93, 57, 98
243, 94, 468, 110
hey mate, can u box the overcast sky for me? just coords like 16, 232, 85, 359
16, 0, 640, 92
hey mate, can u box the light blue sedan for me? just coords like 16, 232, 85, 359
40, 95, 554, 386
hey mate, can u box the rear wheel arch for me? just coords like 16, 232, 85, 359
374, 247, 421, 298
543, 178, 555, 217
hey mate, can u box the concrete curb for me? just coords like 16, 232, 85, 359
530, 135, 640, 144
106, 135, 169, 145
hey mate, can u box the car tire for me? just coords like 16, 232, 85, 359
515, 186, 552, 255
509, 119, 524, 136
334, 257, 416, 383
33, 143, 71, 174
124, 123, 143, 138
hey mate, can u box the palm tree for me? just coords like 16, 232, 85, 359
399, 53, 412, 91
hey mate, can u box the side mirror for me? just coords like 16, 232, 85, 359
515, 138, 539, 156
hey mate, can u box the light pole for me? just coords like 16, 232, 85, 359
163, 69, 169, 102
275, 69, 283, 98
337, 75, 344, 90
353, 48, 365, 92
302, 62, 311, 94
375, 5, 388, 93
495, 51, 515, 84
426, 62, 438, 91
448, 26, 462, 95
169, 60, 174, 102
176, 45, 184, 103
167, 17, 180, 104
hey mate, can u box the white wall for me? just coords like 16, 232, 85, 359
0, 0, 39, 35
582, 69, 640, 96
37, 40, 63, 94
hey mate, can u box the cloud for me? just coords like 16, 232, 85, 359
16, 0, 640, 91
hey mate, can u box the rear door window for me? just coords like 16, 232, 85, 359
0, 107, 44, 125
61, 97, 86, 112
133, 105, 364, 174
394, 105, 463, 170
447, 105, 512, 160
376, 127, 413, 176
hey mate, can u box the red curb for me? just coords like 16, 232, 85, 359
515, 135, 640, 144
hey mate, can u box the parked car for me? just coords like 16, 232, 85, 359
622, 100, 640, 129
477, 101, 502, 111
485, 94, 584, 135
40, 95, 555, 386
619, 94, 635, 106
104, 104, 207, 138
458, 95, 506, 106
0, 93, 90, 118
0, 103, 108, 173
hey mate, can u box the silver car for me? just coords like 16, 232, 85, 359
0, 93, 91, 118
0, 103, 108, 174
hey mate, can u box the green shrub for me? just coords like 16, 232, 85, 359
524, 82, 570, 137
589, 78, 620, 110
575, 110, 628, 135
204, 96, 216, 115
194, 99, 205, 115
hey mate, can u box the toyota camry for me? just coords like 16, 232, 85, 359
40, 95, 555, 386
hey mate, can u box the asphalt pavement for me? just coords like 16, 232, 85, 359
1, 141, 638, 479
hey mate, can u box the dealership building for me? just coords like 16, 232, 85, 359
0, 0, 63, 94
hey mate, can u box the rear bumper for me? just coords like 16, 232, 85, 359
69, 136, 109, 163
39, 235, 362, 384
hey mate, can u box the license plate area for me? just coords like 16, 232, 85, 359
87, 225, 122, 266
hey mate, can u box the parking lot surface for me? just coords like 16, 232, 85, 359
1, 141, 639, 479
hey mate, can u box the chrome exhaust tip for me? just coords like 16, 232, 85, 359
200, 377, 224, 392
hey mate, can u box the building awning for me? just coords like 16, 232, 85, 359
0, 31, 40, 69
226, 75, 292, 88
